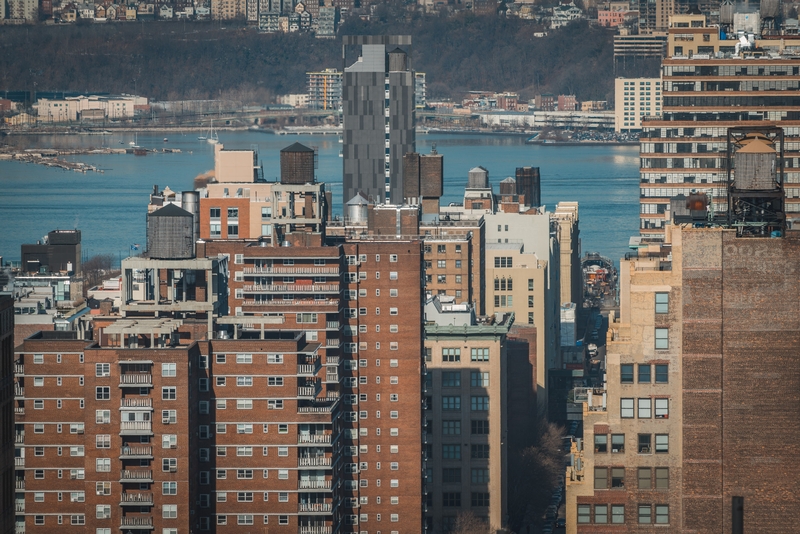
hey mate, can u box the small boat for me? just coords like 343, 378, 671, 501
163, 138, 168, 142
207, 120, 219, 145
128, 141, 136, 146
197, 135, 206, 141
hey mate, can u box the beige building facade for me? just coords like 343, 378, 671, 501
615, 77, 662, 132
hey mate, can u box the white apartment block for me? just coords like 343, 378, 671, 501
34, 95, 147, 123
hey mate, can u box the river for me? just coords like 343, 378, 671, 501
0, 131, 640, 266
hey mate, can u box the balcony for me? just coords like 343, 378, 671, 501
14, 406, 24, 415
298, 479, 332, 490
119, 517, 154, 530
14, 385, 23, 399
120, 470, 153, 483
120, 421, 153, 435
298, 527, 332, 534
120, 445, 153, 459
325, 355, 339, 365
298, 386, 317, 398
298, 502, 333, 513
298, 364, 318, 376
120, 492, 154, 506
325, 372, 338, 383
119, 374, 153, 387
242, 284, 340, 294
15, 432, 24, 444
325, 339, 340, 348
298, 434, 332, 445
14, 362, 23, 376
15, 522, 24, 534
14, 457, 24, 468
121, 398, 153, 408
299, 457, 332, 467
242, 298, 339, 308
243, 266, 339, 276
326, 321, 339, 330
298, 405, 335, 414
15, 478, 24, 490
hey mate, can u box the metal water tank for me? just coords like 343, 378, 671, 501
468, 166, 489, 189
181, 190, 200, 245
734, 138, 777, 191
147, 204, 195, 259
346, 193, 369, 223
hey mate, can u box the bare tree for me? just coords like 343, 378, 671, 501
451, 511, 492, 534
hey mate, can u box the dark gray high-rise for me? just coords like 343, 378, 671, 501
342, 35, 415, 207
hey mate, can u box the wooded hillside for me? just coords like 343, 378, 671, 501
0, 14, 649, 103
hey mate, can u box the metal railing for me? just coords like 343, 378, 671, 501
14, 407, 24, 415
298, 405, 334, 414
299, 456, 332, 467
120, 492, 153, 504
326, 321, 339, 329
298, 479, 332, 490
243, 266, 339, 275
298, 527, 332, 534
120, 470, 153, 481
120, 517, 153, 527
325, 373, 338, 383
121, 398, 153, 408
298, 364, 318, 376
325, 339, 340, 347
121, 446, 153, 457
14, 385, 23, 398
15, 432, 24, 444
15, 502, 24, 513
15, 478, 24, 490
298, 434, 332, 444
325, 355, 339, 365
120, 374, 152, 385
298, 502, 333, 513
120, 421, 152, 433
242, 299, 339, 307
14, 363, 23, 375
14, 458, 24, 467
298, 386, 316, 397
242, 284, 339, 293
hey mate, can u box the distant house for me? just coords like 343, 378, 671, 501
550, 1, 582, 28
159, 4, 172, 18
125, 5, 136, 19
78, 3, 95, 19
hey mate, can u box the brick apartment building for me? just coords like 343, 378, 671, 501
1, 295, 14, 534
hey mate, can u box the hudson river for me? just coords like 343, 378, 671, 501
0, 132, 639, 265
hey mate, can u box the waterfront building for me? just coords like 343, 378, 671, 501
639, 13, 800, 236
423, 295, 512, 532
614, 77, 662, 132
34, 95, 147, 123
211, 0, 246, 19
342, 35, 416, 206
307, 69, 342, 111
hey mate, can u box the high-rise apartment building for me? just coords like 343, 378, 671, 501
423, 295, 512, 532
342, 35, 415, 206
307, 69, 343, 111
638, 0, 673, 33
1, 296, 13, 534
615, 77, 662, 132
566, 220, 800, 533
639, 13, 800, 236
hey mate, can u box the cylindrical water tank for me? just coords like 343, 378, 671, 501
734, 138, 777, 191
181, 190, 200, 245
346, 194, 369, 223
468, 167, 489, 189
388, 48, 408, 72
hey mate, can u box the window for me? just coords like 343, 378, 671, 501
655, 364, 668, 383
620, 398, 634, 418
655, 505, 669, 524
236, 376, 252, 387
655, 292, 669, 313
162, 458, 177, 472
163, 505, 177, 519
268, 400, 283, 410
638, 505, 652, 524
442, 396, 461, 411
471, 492, 490, 507
161, 363, 176, 377
578, 504, 591, 524
620, 364, 634, 383
442, 492, 461, 507
655, 398, 669, 418
612, 505, 625, 524
595, 434, 608, 453
162, 435, 177, 449
656, 467, 669, 489
471, 348, 489, 362
96, 387, 110, 400
238, 469, 254, 479
594, 467, 608, 489
70, 446, 84, 456
595, 504, 608, 524
494, 257, 512, 268
163, 481, 178, 495
471, 396, 489, 411
442, 468, 461, 483
96, 363, 110, 377
639, 467, 651, 489
237, 424, 253, 434
611, 467, 625, 488
471, 468, 489, 483
471, 420, 489, 435
655, 434, 669, 453
34, 423, 44, 433
442, 348, 460, 362
611, 434, 625, 453
638, 433, 652, 453
442, 420, 461, 435
96, 505, 111, 519
162, 387, 176, 400
655, 328, 669, 349
96, 458, 111, 472
639, 363, 650, 384
638, 398, 652, 418
471, 444, 489, 459
442, 445, 461, 459
441, 372, 461, 387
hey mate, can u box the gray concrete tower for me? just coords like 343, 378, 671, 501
342, 35, 415, 208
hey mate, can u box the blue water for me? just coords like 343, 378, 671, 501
0, 131, 640, 265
